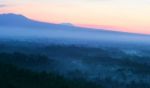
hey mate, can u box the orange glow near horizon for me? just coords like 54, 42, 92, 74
0, 0, 150, 34
77, 24, 150, 34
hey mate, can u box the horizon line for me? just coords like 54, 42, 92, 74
0, 12, 150, 36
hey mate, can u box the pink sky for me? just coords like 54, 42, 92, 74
0, 0, 150, 34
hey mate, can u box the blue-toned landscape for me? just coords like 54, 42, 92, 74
0, 13, 150, 88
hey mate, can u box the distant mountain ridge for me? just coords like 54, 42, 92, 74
0, 13, 59, 29
0, 13, 150, 46
0, 13, 149, 37
0, 13, 122, 32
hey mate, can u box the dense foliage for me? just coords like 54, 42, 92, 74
0, 63, 102, 88
0, 43, 150, 88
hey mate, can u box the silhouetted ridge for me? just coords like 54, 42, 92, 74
0, 13, 58, 28
0, 13, 150, 36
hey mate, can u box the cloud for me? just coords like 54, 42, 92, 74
0, 4, 7, 8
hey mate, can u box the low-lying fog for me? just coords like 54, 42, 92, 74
0, 26, 150, 47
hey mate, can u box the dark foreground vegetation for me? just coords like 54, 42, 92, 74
0, 51, 150, 88
0, 41, 150, 88
0, 63, 102, 88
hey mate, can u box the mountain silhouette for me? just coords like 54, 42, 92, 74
0, 13, 120, 32
0, 13, 60, 29
0, 13, 91, 31
0, 13, 149, 36
0, 13, 150, 46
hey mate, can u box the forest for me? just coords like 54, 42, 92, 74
0, 41, 150, 88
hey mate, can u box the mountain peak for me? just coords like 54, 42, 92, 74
0, 13, 62, 29
0, 13, 27, 19
60, 23, 74, 27
1, 13, 21, 16
0, 13, 29, 23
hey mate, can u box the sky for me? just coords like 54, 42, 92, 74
0, 0, 150, 34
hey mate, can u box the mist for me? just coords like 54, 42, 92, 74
0, 26, 150, 47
